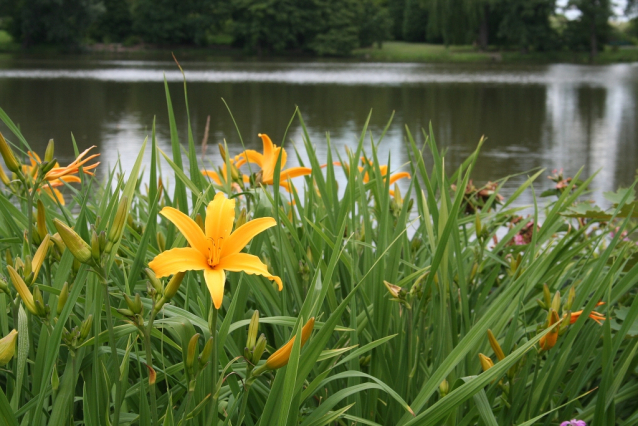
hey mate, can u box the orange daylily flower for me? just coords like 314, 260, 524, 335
23, 147, 100, 205
569, 302, 606, 325
331, 158, 410, 196
202, 159, 250, 187
148, 192, 282, 309
236, 134, 311, 192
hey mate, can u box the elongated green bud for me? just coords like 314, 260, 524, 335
0, 278, 9, 295
44, 139, 55, 163
124, 293, 142, 315
439, 380, 449, 397
236, 209, 247, 229
51, 363, 59, 391
57, 282, 69, 315
145, 268, 163, 295
53, 219, 92, 264
0, 164, 10, 186
566, 286, 576, 311
7, 266, 37, 314
247, 310, 259, 350
251, 334, 267, 365
117, 308, 135, 317
156, 232, 166, 252
80, 315, 93, 340
23, 255, 32, 278
40, 161, 56, 175
107, 196, 129, 245
36, 199, 47, 241
0, 132, 20, 173
186, 333, 200, 373
198, 337, 213, 368
163, 271, 185, 301
551, 291, 561, 313
475, 212, 482, 238
98, 231, 106, 252
542, 284, 551, 308
91, 230, 101, 262
5, 249, 12, 268
33, 285, 46, 317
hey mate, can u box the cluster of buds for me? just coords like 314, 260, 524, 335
545, 169, 581, 197
145, 269, 185, 313
506, 252, 523, 278
536, 285, 605, 351
243, 311, 268, 374
184, 333, 214, 389
478, 329, 523, 392
117, 292, 145, 326
53, 195, 128, 268
62, 314, 93, 354
384, 280, 410, 310
452, 180, 504, 214
6, 235, 52, 319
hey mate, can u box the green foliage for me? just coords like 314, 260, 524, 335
3, 0, 103, 47
91, 0, 133, 43
497, 0, 557, 51
402, 0, 428, 42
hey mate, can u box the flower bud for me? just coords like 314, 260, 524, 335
145, 268, 163, 295
147, 364, 156, 386
475, 212, 482, 239
7, 265, 37, 315
540, 309, 560, 351
218, 143, 227, 161
0, 278, 9, 295
0, 329, 17, 365
198, 337, 214, 368
543, 284, 551, 308
23, 256, 32, 279
0, 132, 20, 173
51, 363, 59, 392
186, 333, 200, 373
124, 293, 142, 315
57, 282, 69, 315
264, 318, 315, 371
50, 233, 65, 253
40, 160, 56, 175
53, 219, 92, 264
235, 209, 247, 229
117, 308, 135, 317
98, 231, 106, 252
384, 280, 405, 299
439, 380, 449, 397
163, 271, 185, 301
478, 353, 494, 372
565, 286, 576, 312
107, 196, 129, 246
36, 199, 47, 240
551, 291, 561, 313
251, 334, 267, 365
487, 329, 506, 361
91, 230, 101, 262
5, 249, 12, 268
247, 310, 259, 350
44, 139, 55, 163
33, 285, 47, 317
156, 232, 166, 252
0, 164, 10, 186
80, 315, 93, 340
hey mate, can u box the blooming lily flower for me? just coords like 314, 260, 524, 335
331, 158, 410, 196
236, 134, 311, 192
202, 158, 250, 188
148, 192, 282, 309
23, 148, 100, 205
569, 302, 606, 325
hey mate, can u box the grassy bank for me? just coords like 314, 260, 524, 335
0, 74, 636, 426
355, 41, 638, 64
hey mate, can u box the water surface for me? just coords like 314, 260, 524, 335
0, 55, 636, 206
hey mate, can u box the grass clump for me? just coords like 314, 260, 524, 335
0, 76, 636, 426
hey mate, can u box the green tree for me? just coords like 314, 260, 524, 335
306, 0, 360, 55
497, 0, 556, 51
566, 0, 613, 60
358, 0, 391, 47
388, 0, 406, 39
132, 0, 227, 45
2, 0, 103, 47
402, 0, 427, 42
92, 0, 133, 43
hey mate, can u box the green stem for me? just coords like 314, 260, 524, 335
237, 378, 254, 426
26, 188, 34, 246
145, 307, 159, 426
208, 307, 218, 426
100, 274, 123, 426
180, 388, 194, 426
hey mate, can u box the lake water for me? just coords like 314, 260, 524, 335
0, 54, 636, 206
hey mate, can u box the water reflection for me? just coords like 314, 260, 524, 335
0, 57, 636, 206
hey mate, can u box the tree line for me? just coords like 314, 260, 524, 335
0, 0, 628, 58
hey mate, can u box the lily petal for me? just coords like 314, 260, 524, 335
148, 247, 208, 278
280, 167, 312, 181
259, 134, 274, 163
202, 170, 222, 185
205, 192, 236, 241
238, 150, 264, 168
205, 268, 226, 309
43, 186, 65, 205
221, 217, 277, 257
32, 234, 51, 281
217, 253, 282, 290
160, 207, 208, 255
388, 171, 411, 185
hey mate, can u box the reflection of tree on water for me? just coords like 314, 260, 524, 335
0, 62, 637, 207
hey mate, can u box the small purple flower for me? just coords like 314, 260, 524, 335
560, 420, 586, 426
